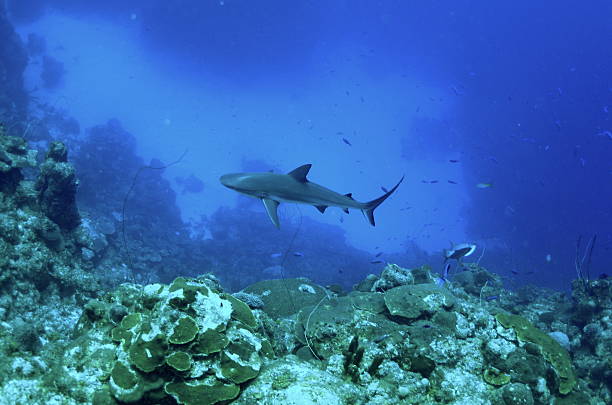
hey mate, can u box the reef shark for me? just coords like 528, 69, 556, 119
220, 164, 403, 228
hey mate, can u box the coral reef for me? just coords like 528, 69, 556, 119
69, 277, 273, 404
35, 141, 80, 230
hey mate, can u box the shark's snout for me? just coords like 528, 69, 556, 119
219, 173, 239, 189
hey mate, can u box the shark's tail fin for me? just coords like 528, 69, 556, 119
363, 175, 404, 226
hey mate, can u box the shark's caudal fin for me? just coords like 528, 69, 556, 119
363, 176, 404, 226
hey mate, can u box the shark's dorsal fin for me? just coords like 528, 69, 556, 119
262, 198, 281, 228
342, 208, 349, 214
287, 164, 312, 183
315, 205, 327, 214
344, 193, 353, 199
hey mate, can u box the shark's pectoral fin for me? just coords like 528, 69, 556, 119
315, 205, 327, 214
262, 198, 281, 228
342, 208, 349, 214
287, 164, 312, 182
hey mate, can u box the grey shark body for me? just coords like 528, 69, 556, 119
220, 164, 403, 228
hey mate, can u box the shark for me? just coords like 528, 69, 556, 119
220, 164, 404, 228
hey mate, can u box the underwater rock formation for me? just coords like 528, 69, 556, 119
0, 2, 28, 119
35, 141, 80, 230
0, 130, 37, 192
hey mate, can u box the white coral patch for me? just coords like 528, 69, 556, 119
298, 284, 316, 294
191, 290, 232, 332
486, 338, 517, 359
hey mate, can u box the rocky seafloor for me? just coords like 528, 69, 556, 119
0, 132, 611, 405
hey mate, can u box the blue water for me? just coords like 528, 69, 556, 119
9, 0, 612, 291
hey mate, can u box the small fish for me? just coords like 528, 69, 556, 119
370, 259, 384, 264
293, 252, 304, 257
545, 254, 552, 263
270, 253, 283, 259
447, 180, 458, 184
422, 324, 432, 328
597, 130, 612, 140
342, 138, 352, 146
604, 106, 609, 113
449, 159, 459, 163
476, 183, 492, 189
375, 252, 383, 257
511, 270, 519, 275
443, 262, 451, 279
373, 334, 391, 343
429, 180, 439, 184
485, 295, 499, 301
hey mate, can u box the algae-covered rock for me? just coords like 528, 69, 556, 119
348, 291, 386, 314
164, 379, 240, 405
243, 278, 327, 318
496, 313, 576, 394
454, 264, 503, 296
501, 382, 534, 405
484, 367, 511, 386
0, 133, 37, 192
384, 284, 456, 320
235, 357, 358, 405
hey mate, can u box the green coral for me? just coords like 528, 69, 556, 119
128, 333, 167, 373
483, 367, 511, 386
223, 293, 257, 329
192, 329, 229, 355
166, 351, 192, 372
79, 277, 268, 404
164, 380, 240, 405
169, 316, 199, 344
495, 313, 576, 394
168, 277, 209, 309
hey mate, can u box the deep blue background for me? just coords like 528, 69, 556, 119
8, 0, 612, 290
